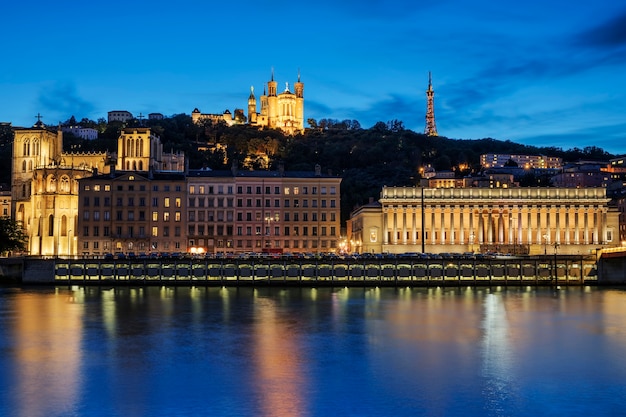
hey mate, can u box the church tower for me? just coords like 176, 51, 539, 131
294, 70, 304, 126
424, 72, 438, 136
247, 86, 257, 124
267, 69, 278, 127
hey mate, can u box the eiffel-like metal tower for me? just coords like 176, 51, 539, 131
424, 72, 438, 136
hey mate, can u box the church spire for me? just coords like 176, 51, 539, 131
424, 72, 438, 136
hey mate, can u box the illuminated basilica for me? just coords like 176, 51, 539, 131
192, 70, 304, 134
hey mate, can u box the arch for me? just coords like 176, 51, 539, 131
22, 160, 26, 172
133, 160, 137, 170
48, 175, 57, 193
61, 215, 67, 236
135, 139, 140, 158
139, 138, 144, 156
34, 140, 39, 155
139, 160, 143, 171
126, 161, 130, 170
60, 176, 70, 193
28, 161, 33, 171
126, 139, 131, 157
48, 214, 54, 236
17, 204, 25, 223
37, 216, 42, 236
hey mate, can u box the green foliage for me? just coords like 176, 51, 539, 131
0, 217, 27, 255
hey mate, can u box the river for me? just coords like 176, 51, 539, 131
0, 285, 625, 416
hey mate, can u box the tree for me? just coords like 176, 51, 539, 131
0, 217, 27, 255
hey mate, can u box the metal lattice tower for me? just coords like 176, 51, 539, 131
424, 72, 438, 136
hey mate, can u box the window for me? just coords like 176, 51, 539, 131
164, 198, 170, 208
175, 212, 181, 221
152, 227, 158, 237
83, 197, 90, 207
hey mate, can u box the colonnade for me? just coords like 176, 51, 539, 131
376, 187, 616, 254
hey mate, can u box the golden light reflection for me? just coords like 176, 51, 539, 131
252, 296, 308, 417
14, 290, 84, 417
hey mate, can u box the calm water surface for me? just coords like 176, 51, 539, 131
1, 285, 626, 417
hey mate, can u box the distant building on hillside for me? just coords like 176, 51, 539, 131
61, 125, 98, 140
107, 110, 133, 123
481, 153, 562, 169
192, 69, 304, 135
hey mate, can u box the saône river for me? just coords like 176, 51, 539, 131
1, 285, 625, 417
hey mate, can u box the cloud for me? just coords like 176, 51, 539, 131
576, 10, 626, 47
38, 83, 95, 120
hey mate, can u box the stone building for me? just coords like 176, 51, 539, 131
186, 163, 341, 255
348, 186, 619, 256
11, 121, 110, 257
192, 70, 304, 135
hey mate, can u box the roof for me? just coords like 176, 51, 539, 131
188, 169, 341, 179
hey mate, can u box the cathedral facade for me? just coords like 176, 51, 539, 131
11, 121, 110, 257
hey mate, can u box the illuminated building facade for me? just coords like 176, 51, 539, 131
481, 153, 562, 169
77, 127, 186, 256
348, 186, 619, 256
186, 163, 341, 255
12, 121, 110, 256
192, 70, 304, 135
77, 171, 187, 257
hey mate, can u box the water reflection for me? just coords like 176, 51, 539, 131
1, 286, 626, 416
6, 288, 83, 417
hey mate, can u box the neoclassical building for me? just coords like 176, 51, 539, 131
11, 121, 110, 256
348, 186, 619, 256
192, 70, 304, 135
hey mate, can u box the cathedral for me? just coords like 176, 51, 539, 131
12, 119, 184, 257
11, 120, 110, 257
192, 70, 304, 134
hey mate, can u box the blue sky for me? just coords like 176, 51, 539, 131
2, 1, 626, 154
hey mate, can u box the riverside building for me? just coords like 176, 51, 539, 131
11, 119, 111, 257
348, 186, 619, 256
186, 163, 341, 255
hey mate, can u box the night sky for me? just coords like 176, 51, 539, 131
2, 0, 625, 154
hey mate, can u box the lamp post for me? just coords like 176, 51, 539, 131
543, 234, 549, 255
553, 242, 559, 283
264, 216, 273, 251
68, 229, 72, 258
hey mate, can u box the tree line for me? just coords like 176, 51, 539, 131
0, 115, 615, 225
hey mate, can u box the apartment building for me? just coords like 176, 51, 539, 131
186, 164, 341, 255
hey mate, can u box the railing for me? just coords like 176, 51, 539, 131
52, 255, 597, 286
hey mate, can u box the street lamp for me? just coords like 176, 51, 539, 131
543, 234, 549, 255
264, 216, 273, 250
553, 242, 559, 283
68, 229, 72, 258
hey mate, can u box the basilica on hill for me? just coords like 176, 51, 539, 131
192, 70, 304, 135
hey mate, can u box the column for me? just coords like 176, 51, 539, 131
383, 207, 389, 245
